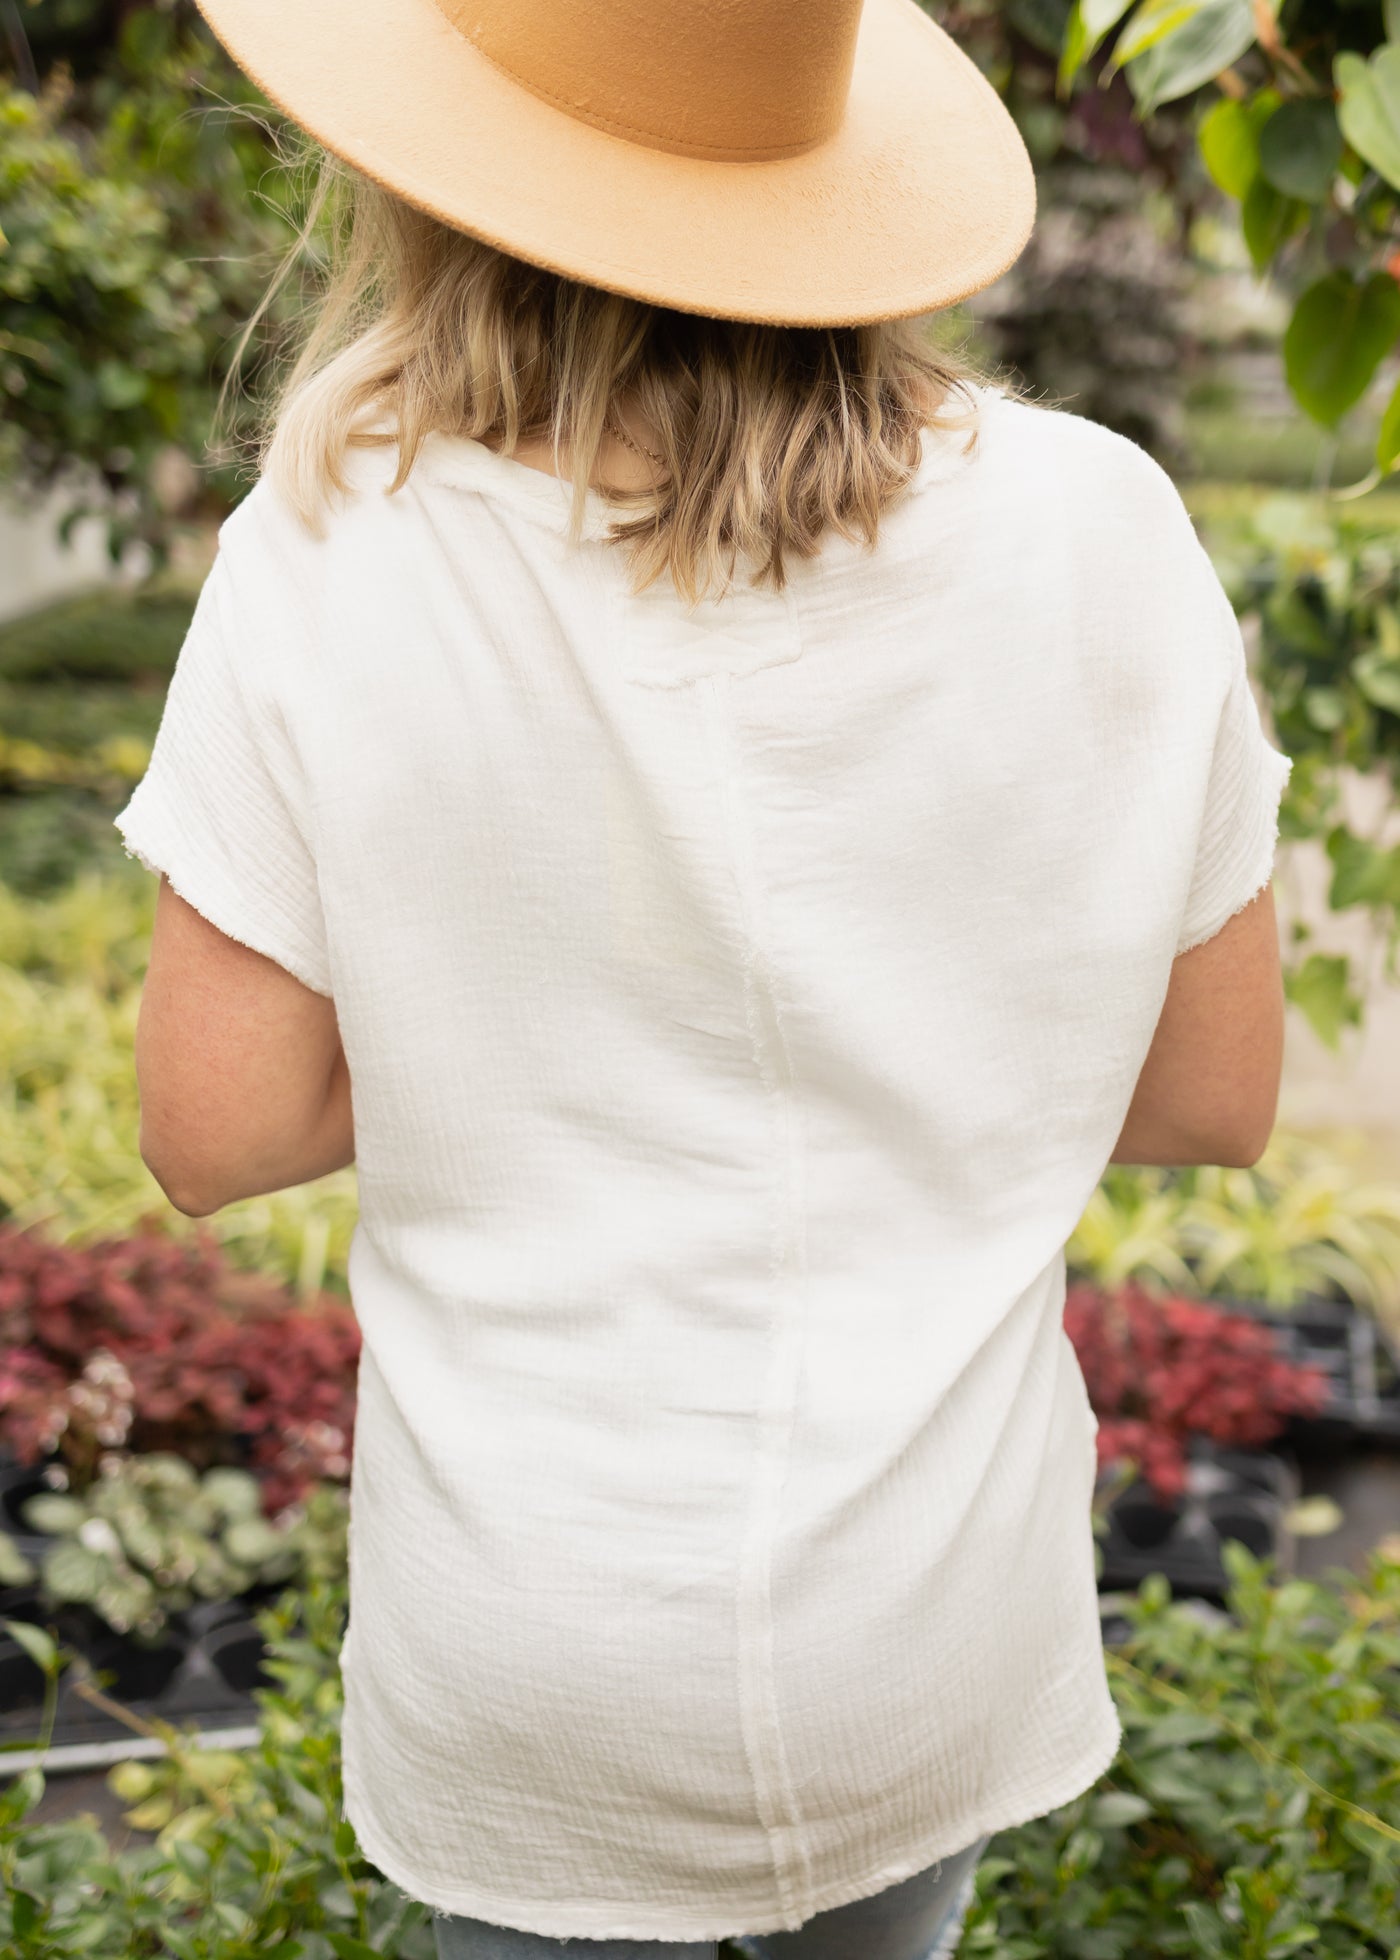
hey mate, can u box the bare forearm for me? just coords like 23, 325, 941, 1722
273, 1042, 356, 1188
1109, 1096, 1265, 1170
163, 1045, 355, 1215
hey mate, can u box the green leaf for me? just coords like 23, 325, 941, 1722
1353, 646, 1400, 715
0, 1530, 35, 1587
1387, 0, 1400, 41
201, 1467, 263, 1521
43, 1538, 113, 1602
1139, 1712, 1226, 1746
1181, 1900, 1230, 1956
0, 1768, 44, 1820
1257, 99, 1342, 201
1198, 91, 1279, 199
64, 1920, 122, 1956
327, 1938, 385, 1960
1048, 0, 1137, 96
94, 360, 148, 412
20, 1490, 87, 1535
1336, 47, 1400, 190
1058, 3, 1095, 97
1302, 684, 1349, 731
1241, 175, 1310, 273
1110, 0, 1205, 73
1379, 374, 1400, 472
224, 1515, 289, 1565
1284, 271, 1400, 428
1136, 1762, 1208, 1804
2, 1617, 58, 1673
10, 1892, 41, 1938
1089, 1789, 1155, 1826
1328, 833, 1400, 908
1284, 952, 1362, 1049
1124, 0, 1263, 116
1085, 0, 1138, 31
1339, 1717, 1400, 1764
171, 1838, 211, 1880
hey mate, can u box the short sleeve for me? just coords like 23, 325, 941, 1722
1175, 582, 1293, 958
113, 550, 334, 997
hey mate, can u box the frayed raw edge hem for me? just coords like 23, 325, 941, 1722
1175, 859, 1277, 957
115, 822, 335, 1000
338, 1693, 1126, 1944
1174, 752, 1293, 959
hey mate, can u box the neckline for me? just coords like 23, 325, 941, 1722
411, 380, 1000, 541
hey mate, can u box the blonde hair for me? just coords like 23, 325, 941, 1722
243, 148, 1015, 607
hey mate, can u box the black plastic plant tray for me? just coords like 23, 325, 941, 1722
1207, 1293, 1400, 1450
0, 1588, 271, 1769
1095, 1444, 1299, 1601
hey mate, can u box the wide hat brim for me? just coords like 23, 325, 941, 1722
193, 0, 1037, 326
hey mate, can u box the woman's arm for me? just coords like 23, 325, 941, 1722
135, 877, 355, 1217
1110, 882, 1285, 1170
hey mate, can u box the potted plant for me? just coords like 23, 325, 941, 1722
1065, 1278, 1331, 1598
0, 1454, 347, 1756
0, 1220, 360, 1512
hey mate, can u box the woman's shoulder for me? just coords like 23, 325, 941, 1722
967, 386, 1209, 592
213, 435, 429, 581
976, 384, 1192, 529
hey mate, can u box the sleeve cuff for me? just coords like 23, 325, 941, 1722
115, 780, 336, 999
1174, 740, 1293, 957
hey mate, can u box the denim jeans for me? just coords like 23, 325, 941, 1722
431, 1831, 992, 1960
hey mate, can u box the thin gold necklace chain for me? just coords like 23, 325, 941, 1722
603, 410, 668, 472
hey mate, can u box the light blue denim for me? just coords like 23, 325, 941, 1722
431, 1831, 992, 1960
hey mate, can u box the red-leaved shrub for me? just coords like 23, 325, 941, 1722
1063, 1277, 1331, 1498
0, 1218, 360, 1514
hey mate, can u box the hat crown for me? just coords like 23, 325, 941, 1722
435, 0, 866, 161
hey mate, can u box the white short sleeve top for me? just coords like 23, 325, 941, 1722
114, 381, 1293, 1942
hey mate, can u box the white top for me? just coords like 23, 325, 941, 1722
114, 381, 1293, 1942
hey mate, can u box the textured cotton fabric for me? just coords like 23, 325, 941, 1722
114, 380, 1293, 1943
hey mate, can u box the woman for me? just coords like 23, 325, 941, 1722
115, 1, 1294, 1956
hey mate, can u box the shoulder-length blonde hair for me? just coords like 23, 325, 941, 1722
246, 148, 1012, 607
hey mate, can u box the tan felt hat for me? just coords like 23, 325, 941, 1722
193, 0, 1037, 326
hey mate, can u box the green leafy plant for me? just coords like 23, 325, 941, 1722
0, 3, 310, 564
0, 77, 228, 562
0, 1578, 437, 1959
0, 872, 357, 1294
1069, 1130, 1400, 1345
1173, 1130, 1400, 1324
1201, 491, 1400, 1039
960, 1543, 1400, 1957
1069, 1160, 1203, 1295
0, 582, 195, 686
0, 581, 198, 889
1052, 0, 1400, 490
1, 1455, 348, 1638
